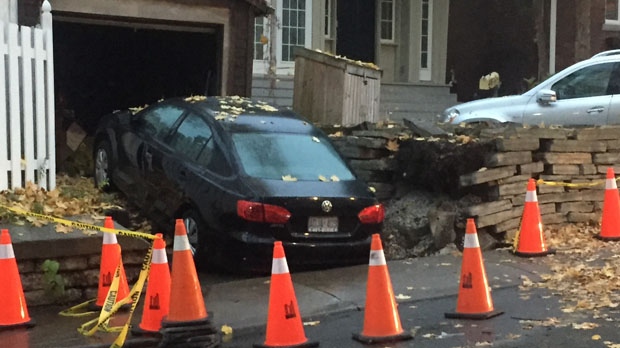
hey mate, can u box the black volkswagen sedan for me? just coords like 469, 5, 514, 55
93, 96, 383, 272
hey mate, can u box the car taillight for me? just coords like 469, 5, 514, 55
358, 204, 385, 224
237, 200, 291, 224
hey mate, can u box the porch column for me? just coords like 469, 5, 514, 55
549, 0, 557, 74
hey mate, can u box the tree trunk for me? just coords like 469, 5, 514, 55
574, 0, 591, 61
534, 0, 549, 81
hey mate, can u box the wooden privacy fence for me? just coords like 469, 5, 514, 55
0, 0, 55, 190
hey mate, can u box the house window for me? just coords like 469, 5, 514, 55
281, 0, 307, 62
607, 0, 619, 23
254, 17, 268, 60
380, 0, 395, 42
253, 0, 312, 74
325, 0, 333, 38
419, 0, 433, 81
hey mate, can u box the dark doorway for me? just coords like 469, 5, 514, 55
336, 0, 376, 63
53, 21, 220, 133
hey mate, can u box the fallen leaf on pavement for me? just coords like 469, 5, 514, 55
220, 325, 233, 335
303, 321, 320, 326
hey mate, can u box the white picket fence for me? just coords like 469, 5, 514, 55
0, 0, 56, 190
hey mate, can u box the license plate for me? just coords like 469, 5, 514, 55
308, 217, 339, 232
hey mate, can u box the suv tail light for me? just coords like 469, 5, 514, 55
358, 204, 385, 224
237, 200, 291, 224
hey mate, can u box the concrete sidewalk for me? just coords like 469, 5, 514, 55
206, 249, 546, 332
0, 248, 549, 348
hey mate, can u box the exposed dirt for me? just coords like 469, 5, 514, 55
396, 137, 494, 198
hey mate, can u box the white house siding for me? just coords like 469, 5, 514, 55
252, 0, 455, 120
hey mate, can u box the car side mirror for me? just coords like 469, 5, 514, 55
111, 109, 133, 126
536, 89, 557, 104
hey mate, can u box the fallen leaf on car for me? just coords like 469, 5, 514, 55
330, 175, 340, 182
318, 175, 328, 182
282, 175, 298, 182
312, 136, 320, 143
257, 104, 278, 112
184, 95, 206, 103
368, 186, 376, 193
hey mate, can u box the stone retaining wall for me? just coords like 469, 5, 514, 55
7, 223, 152, 307
459, 126, 620, 240
329, 127, 405, 200
330, 123, 620, 249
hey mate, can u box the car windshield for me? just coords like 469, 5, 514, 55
232, 132, 356, 181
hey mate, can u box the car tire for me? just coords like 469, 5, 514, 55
94, 140, 115, 192
182, 209, 218, 271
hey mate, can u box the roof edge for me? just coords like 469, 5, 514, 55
244, 0, 275, 15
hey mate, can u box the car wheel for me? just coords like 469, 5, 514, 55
94, 140, 115, 192
182, 210, 214, 270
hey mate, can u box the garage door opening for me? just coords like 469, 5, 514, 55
53, 20, 221, 134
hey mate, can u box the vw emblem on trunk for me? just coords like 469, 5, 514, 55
321, 200, 333, 213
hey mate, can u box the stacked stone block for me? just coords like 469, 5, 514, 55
459, 126, 620, 240
329, 128, 405, 201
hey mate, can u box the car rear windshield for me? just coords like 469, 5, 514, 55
232, 132, 356, 181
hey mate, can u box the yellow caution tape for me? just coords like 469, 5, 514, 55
75, 242, 153, 348
58, 300, 98, 318
513, 229, 520, 252
536, 178, 606, 188
0, 202, 158, 348
0, 204, 157, 240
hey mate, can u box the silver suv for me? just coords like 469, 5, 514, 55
440, 50, 620, 126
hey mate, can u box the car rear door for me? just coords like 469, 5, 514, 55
144, 110, 237, 226
119, 104, 185, 206
523, 62, 615, 126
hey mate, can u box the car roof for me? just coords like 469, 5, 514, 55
591, 49, 620, 58
178, 96, 317, 134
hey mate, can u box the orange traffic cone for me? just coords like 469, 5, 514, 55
514, 179, 554, 257
162, 219, 207, 324
597, 167, 620, 240
93, 216, 130, 309
254, 241, 318, 348
445, 219, 503, 320
0, 229, 35, 330
353, 234, 412, 344
159, 219, 218, 346
133, 233, 170, 335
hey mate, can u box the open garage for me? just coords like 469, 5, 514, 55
30, 0, 271, 134
53, 19, 221, 133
